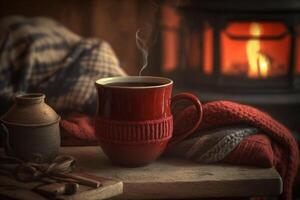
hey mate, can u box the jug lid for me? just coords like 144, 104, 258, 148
1, 93, 60, 126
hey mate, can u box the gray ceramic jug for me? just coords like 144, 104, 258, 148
0, 93, 60, 163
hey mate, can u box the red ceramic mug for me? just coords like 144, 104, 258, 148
95, 76, 203, 166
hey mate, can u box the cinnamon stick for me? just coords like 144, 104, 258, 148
54, 173, 102, 188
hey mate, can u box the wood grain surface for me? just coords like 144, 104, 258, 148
0, 173, 123, 200
61, 146, 282, 199
0, 148, 123, 200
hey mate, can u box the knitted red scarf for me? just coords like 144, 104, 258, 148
60, 101, 299, 200
180, 101, 299, 200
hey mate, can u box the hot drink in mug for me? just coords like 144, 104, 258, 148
95, 76, 203, 166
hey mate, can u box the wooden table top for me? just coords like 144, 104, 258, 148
61, 146, 282, 199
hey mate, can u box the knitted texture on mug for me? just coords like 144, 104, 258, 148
95, 116, 173, 144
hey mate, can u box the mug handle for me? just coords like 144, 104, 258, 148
168, 93, 203, 147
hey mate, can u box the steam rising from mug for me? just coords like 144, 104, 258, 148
136, 25, 157, 76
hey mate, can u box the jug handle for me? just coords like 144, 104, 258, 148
1, 123, 14, 156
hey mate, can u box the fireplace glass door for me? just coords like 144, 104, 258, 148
220, 22, 291, 79
159, 4, 300, 92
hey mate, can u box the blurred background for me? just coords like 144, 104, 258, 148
0, 0, 300, 196
0, 0, 159, 75
1, 0, 300, 138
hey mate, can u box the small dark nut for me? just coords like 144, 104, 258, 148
64, 183, 79, 195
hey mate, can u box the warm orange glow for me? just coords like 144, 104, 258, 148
221, 22, 290, 78
247, 23, 262, 77
247, 23, 270, 78
162, 31, 179, 72
186, 30, 201, 69
257, 53, 270, 78
161, 5, 181, 72
203, 26, 213, 75
296, 26, 300, 75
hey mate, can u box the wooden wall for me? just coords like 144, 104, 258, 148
0, 0, 160, 75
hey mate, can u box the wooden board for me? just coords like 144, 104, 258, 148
61, 146, 282, 199
0, 150, 123, 200
0, 173, 123, 200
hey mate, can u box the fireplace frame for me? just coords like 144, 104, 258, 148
152, 0, 300, 137
158, 0, 300, 93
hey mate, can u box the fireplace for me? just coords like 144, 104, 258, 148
154, 0, 300, 138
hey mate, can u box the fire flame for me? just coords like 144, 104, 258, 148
246, 23, 270, 78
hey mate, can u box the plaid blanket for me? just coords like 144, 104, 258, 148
0, 16, 126, 115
